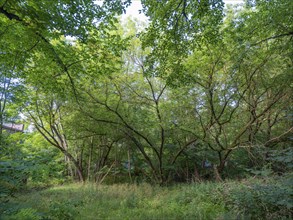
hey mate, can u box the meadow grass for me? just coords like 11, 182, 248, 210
0, 182, 229, 220
2, 177, 291, 220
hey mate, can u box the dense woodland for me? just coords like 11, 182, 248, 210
0, 0, 292, 219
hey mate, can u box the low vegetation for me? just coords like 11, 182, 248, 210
1, 174, 292, 220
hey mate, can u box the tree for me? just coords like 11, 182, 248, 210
0, 0, 130, 182
140, 0, 224, 80
25, 91, 85, 181
172, 1, 293, 178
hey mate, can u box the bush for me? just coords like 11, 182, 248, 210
0, 158, 29, 202
46, 200, 83, 220
226, 175, 293, 219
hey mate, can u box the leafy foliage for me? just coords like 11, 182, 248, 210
227, 175, 293, 219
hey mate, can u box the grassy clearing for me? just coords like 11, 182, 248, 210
1, 182, 229, 220
1, 177, 292, 220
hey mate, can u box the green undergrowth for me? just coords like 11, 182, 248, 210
0, 176, 292, 220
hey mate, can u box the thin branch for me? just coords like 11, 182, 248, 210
254, 32, 293, 45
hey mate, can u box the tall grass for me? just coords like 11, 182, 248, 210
1, 176, 292, 220
1, 182, 227, 220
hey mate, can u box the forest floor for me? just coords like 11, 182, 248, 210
0, 177, 292, 220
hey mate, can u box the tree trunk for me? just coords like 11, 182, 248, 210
87, 137, 94, 181
193, 164, 201, 182
127, 147, 132, 183
62, 149, 84, 182
213, 165, 223, 182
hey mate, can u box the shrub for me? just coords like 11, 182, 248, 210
40, 200, 82, 220
226, 175, 293, 219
